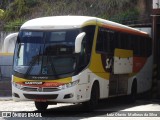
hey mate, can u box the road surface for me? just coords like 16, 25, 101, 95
0, 97, 160, 120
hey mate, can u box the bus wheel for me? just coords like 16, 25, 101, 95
35, 102, 48, 111
128, 80, 137, 103
83, 82, 99, 111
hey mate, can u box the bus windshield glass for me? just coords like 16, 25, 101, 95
13, 29, 79, 76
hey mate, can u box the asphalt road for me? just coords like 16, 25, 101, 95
0, 97, 160, 120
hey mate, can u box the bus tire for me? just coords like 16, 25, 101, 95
35, 102, 48, 111
128, 80, 137, 103
83, 82, 99, 111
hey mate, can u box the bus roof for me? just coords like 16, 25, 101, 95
21, 16, 149, 37
21, 16, 97, 30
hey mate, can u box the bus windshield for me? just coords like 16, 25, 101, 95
14, 29, 79, 76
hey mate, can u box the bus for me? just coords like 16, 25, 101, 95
12, 16, 152, 110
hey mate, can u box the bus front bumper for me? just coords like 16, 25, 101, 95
12, 83, 91, 103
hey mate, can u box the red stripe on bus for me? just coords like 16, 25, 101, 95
133, 57, 147, 73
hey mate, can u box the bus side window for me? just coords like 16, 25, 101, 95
96, 27, 104, 52
109, 31, 115, 53
104, 29, 114, 54
127, 34, 131, 50
81, 25, 95, 65
138, 37, 142, 56
96, 27, 117, 54
119, 33, 123, 49
116, 32, 121, 49
128, 35, 132, 50
141, 37, 147, 57
114, 32, 119, 49
83, 25, 95, 54
132, 36, 139, 56
147, 38, 152, 57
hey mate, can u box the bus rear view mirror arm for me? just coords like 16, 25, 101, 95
75, 32, 86, 53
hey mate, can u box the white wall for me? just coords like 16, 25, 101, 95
0, 32, 16, 78
153, 0, 160, 9
0, 32, 12, 52
135, 27, 152, 37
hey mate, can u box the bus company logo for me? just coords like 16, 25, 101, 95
37, 87, 43, 92
24, 82, 43, 85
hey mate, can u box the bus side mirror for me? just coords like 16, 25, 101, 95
3, 32, 18, 52
75, 32, 86, 53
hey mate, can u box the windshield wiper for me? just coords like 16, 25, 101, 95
38, 47, 41, 65
24, 55, 40, 78
24, 47, 41, 77
48, 56, 59, 78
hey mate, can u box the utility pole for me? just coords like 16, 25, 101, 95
152, 0, 160, 99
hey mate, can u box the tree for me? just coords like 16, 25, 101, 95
0, 9, 4, 18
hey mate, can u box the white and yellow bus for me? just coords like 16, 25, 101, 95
12, 16, 152, 110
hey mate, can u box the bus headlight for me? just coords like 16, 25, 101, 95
58, 80, 79, 89
12, 82, 22, 89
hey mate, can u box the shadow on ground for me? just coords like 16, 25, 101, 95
7, 97, 155, 118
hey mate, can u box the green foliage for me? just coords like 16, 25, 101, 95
0, 0, 144, 31
0, 9, 4, 18
25, 0, 38, 7
98, 14, 108, 20
110, 8, 140, 23
4, 19, 26, 31
3, 10, 14, 21
3, 0, 28, 21
14, 0, 28, 16
106, 0, 131, 8
0, 0, 12, 9
3, 0, 38, 21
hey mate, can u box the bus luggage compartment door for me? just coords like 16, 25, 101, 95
109, 74, 128, 96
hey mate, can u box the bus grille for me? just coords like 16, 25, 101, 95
43, 88, 60, 92
21, 87, 37, 92
21, 86, 60, 92
23, 94, 58, 99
